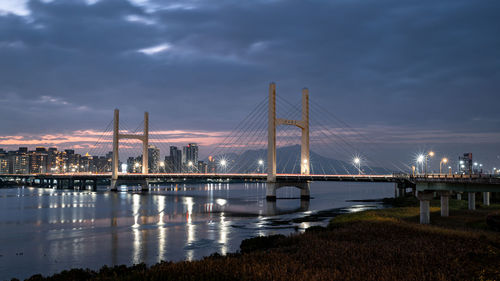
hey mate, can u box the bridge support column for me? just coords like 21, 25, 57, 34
440, 191, 451, 217
111, 109, 119, 191
266, 182, 277, 201
456, 192, 462, 200
394, 183, 405, 198
483, 192, 490, 206
417, 191, 433, 224
300, 182, 310, 200
468, 192, 476, 210
141, 180, 149, 192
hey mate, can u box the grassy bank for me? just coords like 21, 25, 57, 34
21, 197, 500, 281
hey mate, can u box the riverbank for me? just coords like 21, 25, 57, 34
21, 196, 500, 281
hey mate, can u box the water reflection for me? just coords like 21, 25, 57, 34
0, 182, 394, 280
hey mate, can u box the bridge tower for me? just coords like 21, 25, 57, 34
111, 109, 149, 191
267, 83, 310, 200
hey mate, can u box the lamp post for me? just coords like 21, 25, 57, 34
425, 151, 434, 175
440, 158, 448, 174
417, 154, 425, 175
353, 157, 361, 175
220, 159, 227, 173
258, 159, 264, 173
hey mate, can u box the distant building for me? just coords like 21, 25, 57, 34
29, 148, 48, 174
197, 161, 207, 174
165, 155, 177, 173
0, 156, 9, 174
207, 156, 217, 173
10, 154, 29, 174
183, 143, 198, 172
148, 145, 160, 173
126, 156, 142, 173
47, 148, 58, 172
458, 153, 473, 175
169, 146, 182, 173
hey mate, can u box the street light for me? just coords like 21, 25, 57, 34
353, 157, 361, 175
425, 151, 434, 175
440, 158, 448, 174
258, 159, 264, 173
220, 159, 227, 173
417, 154, 425, 175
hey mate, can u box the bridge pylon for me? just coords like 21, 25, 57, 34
266, 83, 310, 200
111, 109, 149, 191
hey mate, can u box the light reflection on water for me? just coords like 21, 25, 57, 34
0, 182, 394, 280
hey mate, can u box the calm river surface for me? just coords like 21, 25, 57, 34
0, 182, 394, 280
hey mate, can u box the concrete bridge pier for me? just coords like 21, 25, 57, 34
483, 192, 490, 206
456, 192, 462, 200
468, 192, 476, 210
417, 191, 434, 224
141, 180, 149, 192
440, 191, 451, 217
111, 179, 118, 192
266, 182, 277, 200
394, 183, 403, 198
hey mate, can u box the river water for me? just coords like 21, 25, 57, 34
0, 182, 394, 280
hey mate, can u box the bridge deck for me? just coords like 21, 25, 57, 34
1, 173, 499, 185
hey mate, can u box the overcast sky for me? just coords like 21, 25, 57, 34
0, 0, 499, 169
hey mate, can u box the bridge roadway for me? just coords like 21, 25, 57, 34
0, 173, 402, 184
1, 172, 499, 188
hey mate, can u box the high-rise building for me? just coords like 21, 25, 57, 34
29, 148, 48, 174
164, 156, 173, 173
169, 146, 182, 172
148, 145, 160, 173
10, 154, 29, 174
458, 153, 473, 175
47, 148, 58, 172
0, 156, 9, 174
183, 143, 199, 172
126, 155, 142, 173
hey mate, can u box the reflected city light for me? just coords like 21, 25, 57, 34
216, 198, 227, 206
219, 212, 228, 255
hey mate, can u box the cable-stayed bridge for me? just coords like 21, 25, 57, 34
1, 83, 499, 224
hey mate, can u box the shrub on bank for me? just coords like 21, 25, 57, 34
487, 212, 500, 231
239, 234, 286, 254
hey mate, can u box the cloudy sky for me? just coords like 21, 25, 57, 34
0, 0, 499, 169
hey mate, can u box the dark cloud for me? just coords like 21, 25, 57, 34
0, 0, 499, 166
